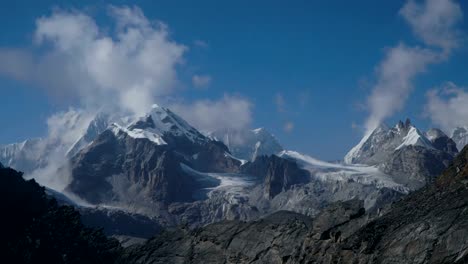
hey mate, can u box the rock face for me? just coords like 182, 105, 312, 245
0, 166, 121, 264
241, 155, 309, 198
118, 146, 468, 264
209, 128, 283, 161
379, 145, 454, 189
117, 210, 313, 264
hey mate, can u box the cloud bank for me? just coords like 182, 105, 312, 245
0, 6, 187, 116
425, 83, 468, 133
364, 0, 463, 133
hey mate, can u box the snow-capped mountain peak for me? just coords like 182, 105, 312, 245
148, 104, 206, 143
395, 126, 434, 150
344, 119, 436, 165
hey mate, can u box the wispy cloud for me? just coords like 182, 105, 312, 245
364, 0, 463, 134
194, 39, 209, 49
400, 0, 463, 54
275, 93, 286, 113
365, 44, 438, 131
192, 74, 212, 89
170, 95, 253, 133
283, 122, 294, 133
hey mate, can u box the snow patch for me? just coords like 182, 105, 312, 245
111, 123, 167, 145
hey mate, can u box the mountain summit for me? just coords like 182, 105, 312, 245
344, 119, 435, 165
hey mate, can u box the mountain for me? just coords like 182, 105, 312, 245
66, 112, 113, 158
118, 146, 468, 264
344, 119, 436, 165
61, 104, 411, 230
452, 126, 468, 150
5, 107, 452, 237
425, 128, 458, 155
345, 119, 457, 190
0, 138, 47, 173
0, 165, 121, 263
65, 104, 242, 216
209, 128, 283, 161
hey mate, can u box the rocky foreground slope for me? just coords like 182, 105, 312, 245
118, 146, 468, 264
0, 165, 120, 264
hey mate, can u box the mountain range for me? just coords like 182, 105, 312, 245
2, 104, 468, 263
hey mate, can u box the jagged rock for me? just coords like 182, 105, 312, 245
311, 199, 365, 240
117, 211, 312, 264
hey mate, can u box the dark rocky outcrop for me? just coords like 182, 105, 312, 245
0, 166, 120, 264
79, 207, 161, 239
241, 155, 309, 198
117, 211, 312, 264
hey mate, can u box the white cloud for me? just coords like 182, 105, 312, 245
363, 0, 463, 134
400, 0, 463, 53
170, 95, 253, 133
194, 39, 208, 48
425, 82, 468, 133
46, 109, 94, 147
283, 122, 294, 133
192, 74, 212, 88
275, 93, 286, 113
0, 6, 187, 116
365, 44, 438, 132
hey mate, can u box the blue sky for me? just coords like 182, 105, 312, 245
1, 0, 468, 160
